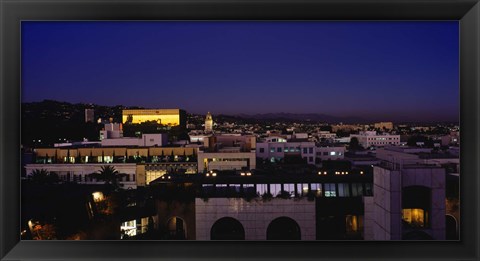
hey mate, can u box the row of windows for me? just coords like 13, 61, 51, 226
58, 173, 135, 182
145, 164, 196, 171
367, 137, 399, 141
259, 147, 337, 156
316, 151, 343, 156
201, 183, 373, 197
368, 141, 399, 145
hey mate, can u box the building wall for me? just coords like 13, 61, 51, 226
195, 198, 315, 240
100, 134, 168, 147
370, 166, 402, 240
363, 196, 375, 240
315, 147, 345, 161
197, 152, 256, 172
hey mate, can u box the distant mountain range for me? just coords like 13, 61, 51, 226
233, 113, 368, 124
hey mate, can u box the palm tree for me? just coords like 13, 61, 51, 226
29, 169, 59, 184
89, 165, 127, 191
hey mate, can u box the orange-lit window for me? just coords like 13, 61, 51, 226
402, 208, 429, 228
346, 215, 363, 234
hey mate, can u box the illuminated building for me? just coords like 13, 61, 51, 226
374, 122, 394, 130
122, 109, 186, 128
25, 146, 199, 187
205, 112, 213, 133
350, 131, 400, 148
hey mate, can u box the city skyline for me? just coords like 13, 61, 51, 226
22, 21, 459, 122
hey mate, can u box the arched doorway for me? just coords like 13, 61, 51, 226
446, 215, 458, 240
166, 216, 186, 239
267, 217, 301, 240
210, 217, 245, 240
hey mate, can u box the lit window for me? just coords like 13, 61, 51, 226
270, 184, 282, 196
324, 183, 336, 197
346, 215, 363, 235
296, 183, 309, 196
310, 183, 322, 196
283, 184, 295, 197
330, 151, 336, 156
120, 220, 137, 239
402, 208, 428, 228
256, 184, 268, 196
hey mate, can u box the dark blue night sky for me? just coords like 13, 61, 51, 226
22, 21, 459, 122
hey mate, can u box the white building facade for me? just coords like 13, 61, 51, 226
195, 198, 316, 240
350, 131, 400, 148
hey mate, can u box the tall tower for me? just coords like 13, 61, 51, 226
205, 112, 213, 133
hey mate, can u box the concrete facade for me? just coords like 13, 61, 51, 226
365, 165, 446, 240
195, 198, 316, 240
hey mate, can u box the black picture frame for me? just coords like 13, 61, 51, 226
1, 0, 479, 260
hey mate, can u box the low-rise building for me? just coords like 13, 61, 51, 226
350, 131, 400, 148
198, 134, 257, 172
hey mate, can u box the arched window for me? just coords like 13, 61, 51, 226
267, 217, 301, 240
446, 215, 458, 240
210, 217, 245, 240
166, 216, 186, 240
